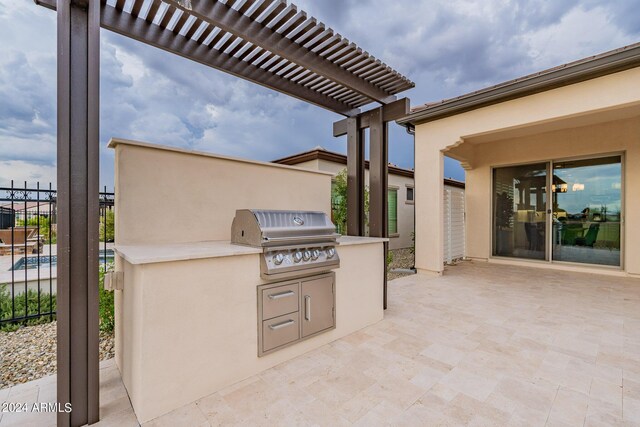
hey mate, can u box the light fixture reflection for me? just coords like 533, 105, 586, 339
552, 184, 568, 193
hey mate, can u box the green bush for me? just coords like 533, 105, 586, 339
99, 264, 115, 334
0, 263, 115, 333
99, 210, 115, 242
331, 168, 369, 235
0, 286, 57, 332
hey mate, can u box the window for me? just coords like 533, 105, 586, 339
388, 188, 398, 235
406, 186, 414, 203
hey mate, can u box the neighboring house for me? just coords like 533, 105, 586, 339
273, 146, 464, 252
399, 42, 640, 276
0, 206, 13, 229
0, 202, 55, 224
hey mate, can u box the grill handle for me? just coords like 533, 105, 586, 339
262, 234, 340, 245
304, 295, 311, 321
268, 319, 295, 330
268, 290, 295, 300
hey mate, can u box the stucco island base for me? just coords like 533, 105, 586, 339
113, 236, 385, 424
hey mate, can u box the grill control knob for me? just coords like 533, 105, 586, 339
303, 250, 312, 261
312, 249, 320, 260
293, 251, 303, 263
326, 248, 336, 258
273, 253, 284, 265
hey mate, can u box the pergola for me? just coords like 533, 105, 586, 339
33, 0, 414, 425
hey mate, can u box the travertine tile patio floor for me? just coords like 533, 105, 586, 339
2, 261, 640, 426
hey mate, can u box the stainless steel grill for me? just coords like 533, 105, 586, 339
231, 209, 340, 280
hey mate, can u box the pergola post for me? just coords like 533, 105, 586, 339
335, 99, 409, 310
368, 107, 389, 310
346, 116, 365, 236
56, 0, 100, 425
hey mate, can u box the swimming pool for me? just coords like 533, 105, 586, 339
10, 249, 115, 270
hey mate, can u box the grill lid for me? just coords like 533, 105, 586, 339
231, 209, 339, 247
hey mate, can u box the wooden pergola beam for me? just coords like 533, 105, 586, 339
38, 0, 356, 114
333, 97, 410, 136
38, 0, 414, 114
166, 0, 395, 104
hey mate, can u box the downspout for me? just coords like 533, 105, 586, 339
404, 123, 417, 272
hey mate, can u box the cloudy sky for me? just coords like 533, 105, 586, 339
1, 0, 639, 190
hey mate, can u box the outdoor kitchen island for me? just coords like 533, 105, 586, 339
113, 236, 385, 423
109, 138, 386, 424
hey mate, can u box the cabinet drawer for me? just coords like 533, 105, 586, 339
261, 283, 299, 320
262, 313, 300, 353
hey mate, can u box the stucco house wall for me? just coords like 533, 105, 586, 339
407, 64, 640, 276
464, 117, 638, 265
273, 148, 417, 250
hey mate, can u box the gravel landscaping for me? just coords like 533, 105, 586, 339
388, 247, 415, 281
0, 322, 114, 389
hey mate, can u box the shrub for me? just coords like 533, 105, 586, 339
99, 210, 115, 242
99, 264, 115, 334
0, 286, 57, 332
0, 263, 115, 333
331, 168, 369, 235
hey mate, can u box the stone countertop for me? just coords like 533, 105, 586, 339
337, 236, 388, 246
114, 236, 387, 265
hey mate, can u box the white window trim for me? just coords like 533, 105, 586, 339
405, 184, 414, 205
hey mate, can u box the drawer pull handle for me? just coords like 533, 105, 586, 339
305, 295, 311, 321
268, 319, 295, 330
268, 290, 295, 300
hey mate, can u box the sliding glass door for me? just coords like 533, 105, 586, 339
551, 156, 621, 266
493, 163, 547, 260
492, 155, 622, 267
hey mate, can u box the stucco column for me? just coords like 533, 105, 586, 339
415, 146, 444, 275
625, 144, 640, 275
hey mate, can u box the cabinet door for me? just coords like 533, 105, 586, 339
301, 275, 334, 338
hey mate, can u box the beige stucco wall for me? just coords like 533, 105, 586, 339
110, 139, 332, 245
289, 158, 321, 170
466, 117, 638, 268
116, 241, 384, 423
311, 159, 415, 250
414, 67, 640, 275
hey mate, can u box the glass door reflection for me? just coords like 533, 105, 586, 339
552, 156, 621, 266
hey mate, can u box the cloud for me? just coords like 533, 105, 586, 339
0, 161, 56, 187
521, 4, 636, 69
1, 0, 640, 188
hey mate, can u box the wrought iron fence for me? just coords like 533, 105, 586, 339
0, 181, 114, 327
